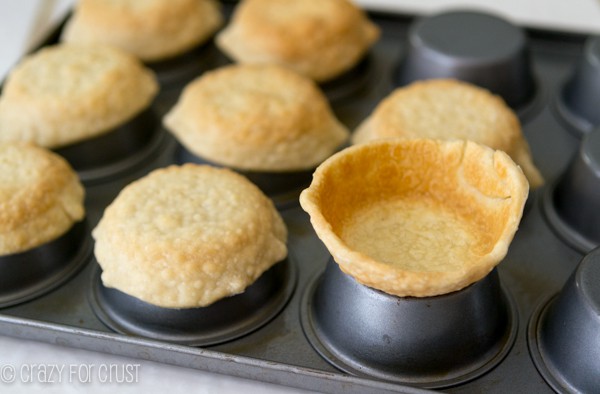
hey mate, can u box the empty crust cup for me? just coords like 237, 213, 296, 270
216, 0, 380, 82
353, 79, 544, 189
92, 164, 288, 308
61, 0, 223, 63
300, 139, 529, 298
164, 64, 349, 172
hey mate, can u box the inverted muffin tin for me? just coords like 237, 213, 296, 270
0, 4, 598, 393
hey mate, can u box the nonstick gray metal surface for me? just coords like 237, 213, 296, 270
0, 5, 597, 394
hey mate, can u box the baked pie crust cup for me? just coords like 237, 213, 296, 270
300, 139, 529, 298
164, 64, 349, 204
61, 0, 223, 89
61, 0, 223, 63
216, 0, 380, 83
0, 143, 88, 307
299, 139, 526, 385
91, 164, 294, 344
0, 44, 161, 183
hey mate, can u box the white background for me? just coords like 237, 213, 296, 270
0, 1, 599, 393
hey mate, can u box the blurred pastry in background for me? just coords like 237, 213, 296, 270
61, 0, 222, 63
353, 79, 544, 188
164, 64, 349, 172
0, 44, 157, 149
216, 0, 379, 82
0, 142, 84, 256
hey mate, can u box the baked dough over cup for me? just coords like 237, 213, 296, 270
164, 64, 349, 172
61, 0, 223, 62
353, 79, 544, 188
0, 44, 158, 149
300, 139, 529, 297
92, 164, 288, 308
216, 0, 380, 82
0, 143, 85, 255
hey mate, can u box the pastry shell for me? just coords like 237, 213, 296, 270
216, 0, 380, 82
0, 44, 158, 149
300, 139, 528, 297
0, 143, 85, 255
92, 164, 288, 308
61, 0, 223, 62
164, 64, 349, 172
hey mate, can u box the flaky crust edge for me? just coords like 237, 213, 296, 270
299, 139, 528, 297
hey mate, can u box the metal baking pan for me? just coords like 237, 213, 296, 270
0, 3, 598, 393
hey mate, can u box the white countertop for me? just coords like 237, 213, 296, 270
0, 1, 599, 393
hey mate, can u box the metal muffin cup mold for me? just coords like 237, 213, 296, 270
319, 53, 377, 104
89, 258, 296, 347
397, 10, 538, 119
54, 107, 166, 185
0, 219, 91, 308
148, 40, 219, 91
528, 247, 600, 394
175, 143, 315, 209
300, 259, 518, 389
553, 36, 600, 136
542, 129, 600, 253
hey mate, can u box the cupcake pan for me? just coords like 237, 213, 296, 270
0, 4, 595, 393
543, 129, 600, 253
54, 107, 168, 185
148, 40, 219, 90
553, 35, 600, 135
319, 53, 378, 103
396, 10, 539, 119
0, 220, 90, 308
300, 261, 517, 388
90, 258, 296, 347
528, 247, 600, 393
